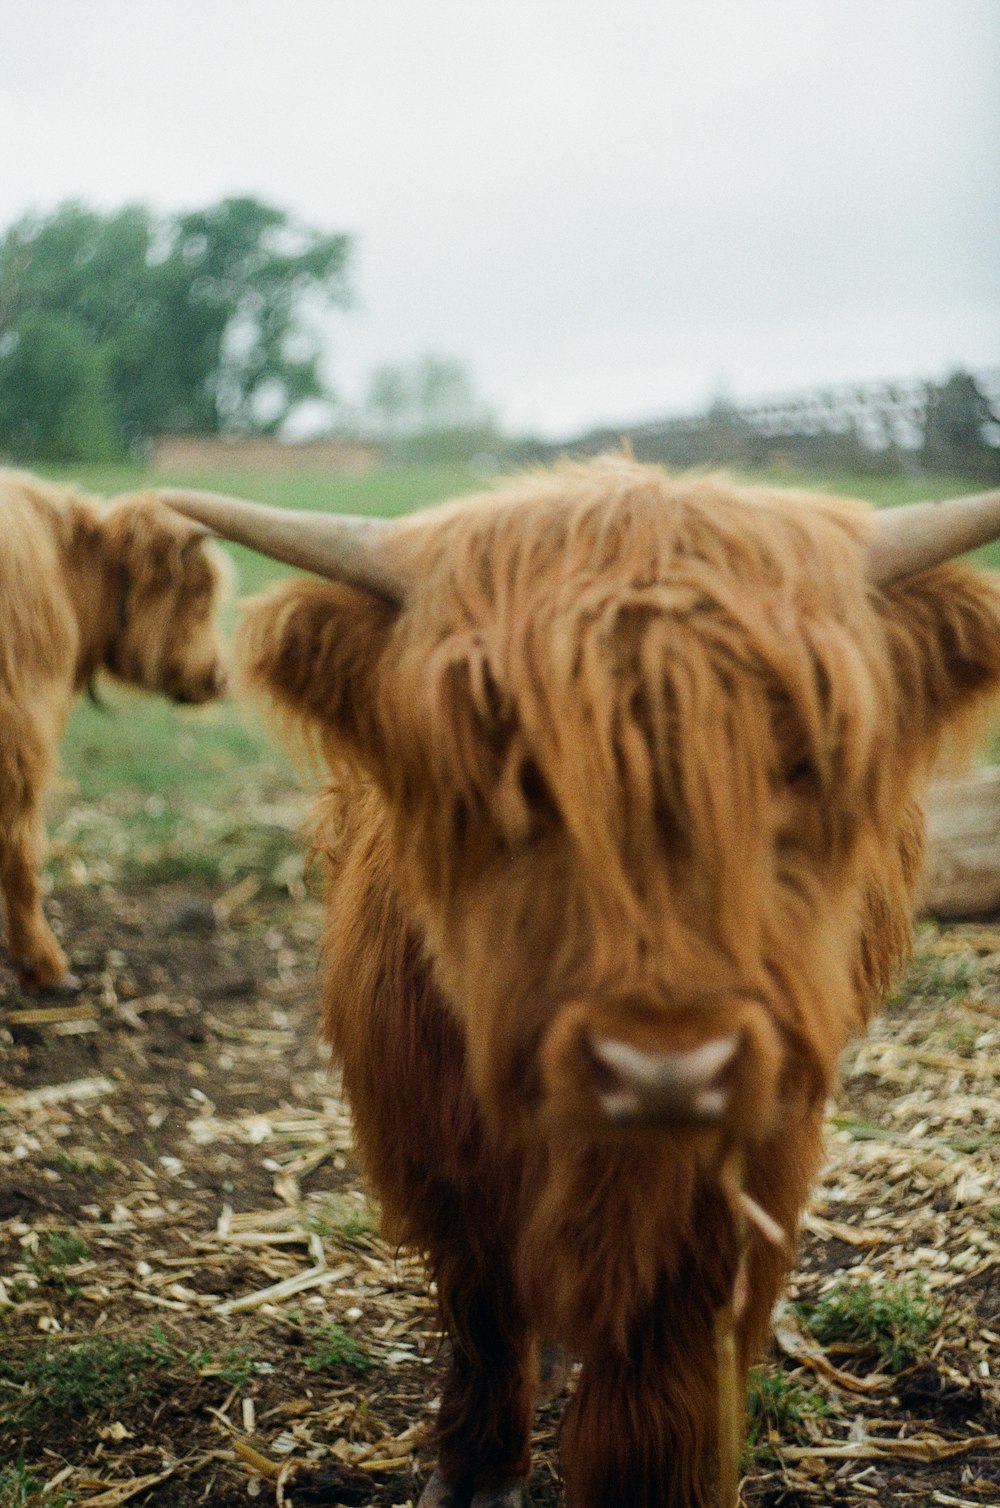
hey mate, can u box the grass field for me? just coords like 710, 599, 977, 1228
38, 460, 995, 891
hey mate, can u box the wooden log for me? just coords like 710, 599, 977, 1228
923, 766, 1000, 918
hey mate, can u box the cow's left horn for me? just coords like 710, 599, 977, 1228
158, 489, 408, 605
867, 488, 1000, 585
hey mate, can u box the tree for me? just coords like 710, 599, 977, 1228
365, 363, 413, 439
163, 197, 350, 435
362, 353, 490, 438
0, 197, 352, 458
0, 310, 117, 461
922, 370, 1000, 478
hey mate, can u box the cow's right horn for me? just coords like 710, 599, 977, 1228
158, 489, 408, 605
867, 488, 1000, 585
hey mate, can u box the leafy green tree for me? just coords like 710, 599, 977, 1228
0, 197, 351, 459
0, 309, 117, 461
162, 197, 351, 434
0, 203, 168, 451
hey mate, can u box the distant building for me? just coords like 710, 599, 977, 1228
150, 435, 381, 474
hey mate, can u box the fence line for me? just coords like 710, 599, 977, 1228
565, 368, 1000, 474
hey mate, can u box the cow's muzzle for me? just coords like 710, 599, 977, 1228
539, 997, 785, 1142
589, 1033, 740, 1126
169, 662, 229, 704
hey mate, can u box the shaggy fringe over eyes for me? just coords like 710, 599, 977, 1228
389, 465, 889, 916
379, 462, 999, 882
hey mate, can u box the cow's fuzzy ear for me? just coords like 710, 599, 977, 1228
238, 578, 396, 765
878, 562, 1000, 759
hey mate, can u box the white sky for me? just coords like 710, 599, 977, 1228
0, 0, 997, 437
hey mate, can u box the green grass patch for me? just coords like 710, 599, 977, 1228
798, 1277, 942, 1372
744, 1365, 830, 1462
54, 1148, 117, 1176
0, 1336, 172, 1419
886, 949, 975, 1011
29, 1232, 88, 1272
60, 695, 271, 804
189, 1344, 269, 1389
0, 1460, 69, 1508
305, 1322, 372, 1375
21, 1233, 89, 1299
309, 1192, 380, 1247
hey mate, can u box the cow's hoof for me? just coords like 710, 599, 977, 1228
417, 1472, 528, 1507
471, 1485, 528, 1507
41, 971, 83, 997
538, 1342, 571, 1399
417, 1471, 462, 1507
16, 965, 82, 996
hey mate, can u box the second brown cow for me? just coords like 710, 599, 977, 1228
0, 470, 228, 992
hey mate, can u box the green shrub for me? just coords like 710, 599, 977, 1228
798, 1278, 942, 1372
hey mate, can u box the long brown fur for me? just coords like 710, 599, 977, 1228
239, 459, 1000, 1506
0, 468, 228, 989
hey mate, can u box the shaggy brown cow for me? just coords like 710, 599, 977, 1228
166, 462, 1000, 1507
0, 469, 228, 992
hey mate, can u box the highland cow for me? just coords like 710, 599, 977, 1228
0, 469, 228, 992
166, 462, 1000, 1507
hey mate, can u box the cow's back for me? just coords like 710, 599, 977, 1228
0, 470, 86, 725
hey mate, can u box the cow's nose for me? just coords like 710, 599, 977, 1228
587, 1033, 739, 1126
540, 995, 786, 1141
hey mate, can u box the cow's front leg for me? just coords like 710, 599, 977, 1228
0, 804, 78, 993
416, 1237, 533, 1507
0, 712, 79, 994
561, 1332, 724, 1508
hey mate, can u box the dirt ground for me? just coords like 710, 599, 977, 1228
1, 876, 999, 1507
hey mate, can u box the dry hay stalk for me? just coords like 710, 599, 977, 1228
715, 1143, 791, 1508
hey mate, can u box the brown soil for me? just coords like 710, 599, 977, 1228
1, 884, 999, 1506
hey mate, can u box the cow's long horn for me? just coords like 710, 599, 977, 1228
867, 489, 1000, 585
158, 488, 407, 604
590, 1034, 739, 1125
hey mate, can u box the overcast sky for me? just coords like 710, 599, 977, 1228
1, 0, 997, 437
